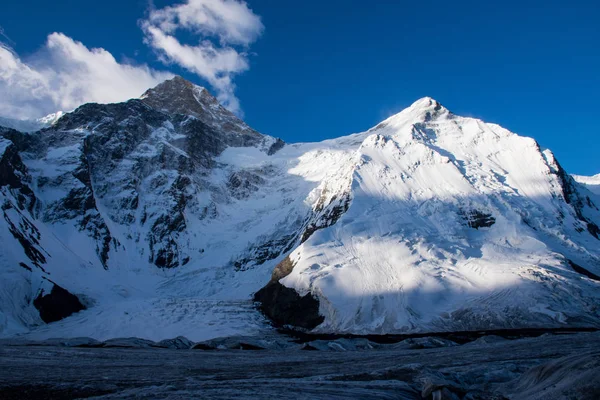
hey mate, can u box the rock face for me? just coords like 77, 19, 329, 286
140, 76, 265, 146
33, 283, 85, 323
0, 82, 599, 340
254, 257, 324, 329
3, 80, 280, 271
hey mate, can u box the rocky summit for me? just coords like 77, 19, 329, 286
0, 77, 599, 341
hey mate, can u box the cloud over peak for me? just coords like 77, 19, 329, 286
0, 0, 264, 120
0, 33, 172, 120
146, 0, 263, 46
141, 0, 264, 115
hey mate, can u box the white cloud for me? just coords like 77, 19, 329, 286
0, 0, 264, 120
0, 33, 172, 120
141, 0, 264, 115
146, 0, 263, 45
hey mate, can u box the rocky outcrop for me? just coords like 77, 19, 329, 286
461, 209, 496, 229
546, 151, 600, 239
254, 257, 324, 330
140, 76, 274, 150
568, 259, 600, 281
2, 203, 47, 268
0, 138, 36, 212
33, 282, 85, 323
254, 281, 324, 330
301, 190, 351, 243
1, 78, 286, 270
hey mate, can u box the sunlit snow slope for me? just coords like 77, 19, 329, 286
1, 79, 599, 339
274, 98, 600, 334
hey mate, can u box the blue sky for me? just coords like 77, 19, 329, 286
1, 0, 598, 175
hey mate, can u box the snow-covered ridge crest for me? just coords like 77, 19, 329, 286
573, 173, 600, 196
0, 111, 65, 133
573, 173, 600, 184
0, 87, 599, 340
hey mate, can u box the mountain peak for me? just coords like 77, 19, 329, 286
140, 76, 220, 118
370, 97, 450, 134
146, 75, 205, 92
139, 76, 276, 147
407, 96, 447, 115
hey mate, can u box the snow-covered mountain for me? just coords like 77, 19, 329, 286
0, 111, 64, 133
573, 173, 600, 196
0, 78, 599, 340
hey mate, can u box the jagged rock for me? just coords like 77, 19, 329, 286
0, 138, 36, 211
141, 76, 280, 150
3, 205, 47, 267
547, 152, 600, 240
301, 191, 351, 243
567, 259, 600, 281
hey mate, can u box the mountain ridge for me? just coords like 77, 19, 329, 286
0, 77, 599, 340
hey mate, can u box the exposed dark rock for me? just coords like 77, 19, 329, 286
0, 128, 42, 153
63, 188, 96, 213
149, 208, 186, 269
301, 192, 351, 243
254, 281, 324, 330
1, 78, 284, 274
33, 283, 85, 323
269, 256, 296, 282
588, 222, 600, 240
267, 138, 285, 155
79, 213, 114, 270
254, 257, 324, 330
0, 143, 26, 189
3, 206, 47, 267
227, 170, 265, 200
461, 209, 496, 229
233, 233, 297, 271
550, 157, 600, 240
18, 262, 32, 272
140, 76, 268, 149
0, 140, 36, 211
255, 190, 352, 329
567, 259, 600, 281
